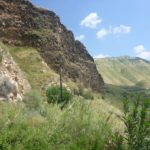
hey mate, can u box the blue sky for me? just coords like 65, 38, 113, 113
31, 0, 150, 59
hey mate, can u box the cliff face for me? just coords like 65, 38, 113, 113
0, 0, 104, 91
0, 44, 30, 101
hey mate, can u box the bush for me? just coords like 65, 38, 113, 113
23, 90, 45, 116
75, 84, 94, 100
0, 99, 115, 150
104, 97, 150, 150
46, 99, 114, 150
105, 132, 124, 150
82, 89, 94, 100
46, 86, 72, 105
123, 98, 150, 150
0, 76, 17, 98
0, 122, 49, 150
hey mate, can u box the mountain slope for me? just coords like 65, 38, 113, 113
0, 0, 104, 92
95, 56, 150, 88
0, 42, 30, 101
95, 56, 150, 108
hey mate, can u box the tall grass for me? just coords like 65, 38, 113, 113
2, 90, 149, 150
123, 98, 150, 150
0, 93, 122, 150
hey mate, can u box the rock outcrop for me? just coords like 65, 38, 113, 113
0, 46, 30, 101
0, 0, 104, 91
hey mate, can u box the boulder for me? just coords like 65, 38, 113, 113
0, 76, 18, 100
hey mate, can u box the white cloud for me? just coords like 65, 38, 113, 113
112, 25, 131, 34
75, 34, 85, 41
94, 54, 109, 59
134, 45, 150, 59
80, 12, 102, 28
96, 28, 109, 39
134, 45, 145, 53
97, 25, 131, 39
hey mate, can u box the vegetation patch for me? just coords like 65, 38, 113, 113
46, 86, 72, 106
7, 45, 58, 91
0, 94, 123, 150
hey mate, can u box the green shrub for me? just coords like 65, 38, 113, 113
82, 89, 94, 100
46, 99, 114, 150
105, 132, 124, 150
23, 90, 45, 116
0, 122, 49, 150
46, 86, 72, 105
0, 99, 115, 150
123, 98, 150, 150
75, 84, 94, 100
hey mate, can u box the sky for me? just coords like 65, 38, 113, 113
31, 0, 150, 59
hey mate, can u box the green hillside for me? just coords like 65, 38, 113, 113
95, 56, 150, 88
95, 57, 150, 108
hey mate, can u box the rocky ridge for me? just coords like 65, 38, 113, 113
0, 0, 104, 92
0, 44, 30, 101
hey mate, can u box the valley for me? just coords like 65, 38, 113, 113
0, 0, 149, 149
95, 57, 150, 108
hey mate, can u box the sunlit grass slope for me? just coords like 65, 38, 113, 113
95, 56, 150, 88
1, 44, 59, 91
1, 43, 83, 94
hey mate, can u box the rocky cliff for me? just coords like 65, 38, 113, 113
0, 43, 30, 101
0, 0, 104, 91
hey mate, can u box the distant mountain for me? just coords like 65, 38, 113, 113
95, 56, 150, 108
95, 56, 150, 88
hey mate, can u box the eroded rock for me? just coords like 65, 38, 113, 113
0, 46, 30, 101
0, 0, 104, 92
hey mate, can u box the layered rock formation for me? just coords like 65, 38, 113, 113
0, 0, 104, 91
0, 45, 30, 101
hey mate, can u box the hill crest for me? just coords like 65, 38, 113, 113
0, 0, 104, 92
95, 56, 150, 87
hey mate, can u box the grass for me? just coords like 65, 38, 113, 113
103, 84, 150, 109
6, 45, 59, 91
0, 95, 124, 150
28, 29, 53, 37
0, 92, 149, 150
95, 57, 150, 87
0, 43, 84, 96
0, 43, 149, 149
95, 57, 150, 109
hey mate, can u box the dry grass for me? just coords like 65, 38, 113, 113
7, 45, 59, 91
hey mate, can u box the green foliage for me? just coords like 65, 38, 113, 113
82, 89, 94, 100
47, 100, 113, 150
76, 84, 94, 100
104, 97, 150, 150
105, 132, 124, 150
8, 46, 58, 90
27, 29, 53, 37
46, 86, 72, 105
0, 122, 49, 150
0, 98, 116, 150
123, 98, 150, 150
95, 57, 150, 87
23, 90, 45, 116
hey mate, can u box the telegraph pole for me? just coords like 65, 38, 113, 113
60, 65, 63, 102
